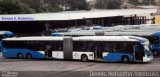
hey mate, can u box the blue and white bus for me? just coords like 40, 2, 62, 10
52, 25, 104, 36
2, 36, 153, 63
0, 31, 13, 54
104, 31, 160, 56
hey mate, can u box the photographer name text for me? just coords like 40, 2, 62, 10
0, 17, 34, 21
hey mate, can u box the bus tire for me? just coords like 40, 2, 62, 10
152, 50, 159, 56
81, 54, 88, 62
121, 56, 129, 63
17, 53, 23, 59
26, 53, 32, 59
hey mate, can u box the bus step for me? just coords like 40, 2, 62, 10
134, 60, 142, 62
45, 57, 53, 59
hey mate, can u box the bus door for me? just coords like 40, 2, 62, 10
133, 44, 143, 61
94, 43, 103, 59
45, 45, 52, 58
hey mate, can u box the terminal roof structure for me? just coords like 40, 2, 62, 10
0, 9, 157, 21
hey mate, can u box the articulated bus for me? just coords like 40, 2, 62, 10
2, 36, 153, 62
0, 31, 13, 55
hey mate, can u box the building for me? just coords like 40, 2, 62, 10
0, 9, 157, 36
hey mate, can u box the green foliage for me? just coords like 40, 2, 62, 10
107, 0, 122, 9
0, 0, 35, 14
21, 0, 45, 12
0, 0, 159, 14
45, 0, 89, 11
95, 0, 122, 9
0, 0, 61, 14
69, 0, 89, 10
47, 6, 61, 12
128, 0, 155, 5
95, 0, 108, 9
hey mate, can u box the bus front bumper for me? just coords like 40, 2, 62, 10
143, 55, 153, 62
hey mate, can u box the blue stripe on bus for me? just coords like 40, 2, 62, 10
102, 52, 133, 62
2, 48, 44, 58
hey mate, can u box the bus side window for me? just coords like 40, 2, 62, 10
57, 42, 63, 51
0, 35, 3, 41
52, 42, 63, 51
125, 42, 134, 53
117, 42, 126, 52
89, 43, 96, 52
83, 42, 87, 51
104, 42, 112, 52
112, 42, 117, 52
73, 41, 79, 51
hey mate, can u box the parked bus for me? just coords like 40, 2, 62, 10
0, 31, 13, 55
2, 36, 153, 62
104, 31, 160, 56
52, 30, 99, 37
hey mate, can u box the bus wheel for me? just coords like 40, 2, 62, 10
17, 53, 23, 59
81, 55, 88, 62
153, 50, 159, 56
121, 56, 129, 63
26, 53, 32, 59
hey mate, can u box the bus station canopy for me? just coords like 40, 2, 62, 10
0, 9, 157, 21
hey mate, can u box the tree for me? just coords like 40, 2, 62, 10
107, 0, 122, 9
22, 0, 61, 12
0, 0, 35, 14
128, 0, 155, 5
95, 0, 122, 9
155, 0, 160, 6
22, 0, 45, 12
48, 0, 71, 11
44, 0, 89, 11
69, 0, 89, 10
47, 5, 61, 12
95, 0, 108, 9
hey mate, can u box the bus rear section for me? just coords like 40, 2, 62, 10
2, 38, 64, 59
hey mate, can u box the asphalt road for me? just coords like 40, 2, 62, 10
0, 56, 159, 71
0, 55, 160, 77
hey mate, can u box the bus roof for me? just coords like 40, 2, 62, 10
103, 24, 160, 32
2, 36, 65, 41
74, 36, 148, 43
0, 31, 13, 35
2, 36, 148, 43
52, 29, 160, 36
104, 31, 160, 36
